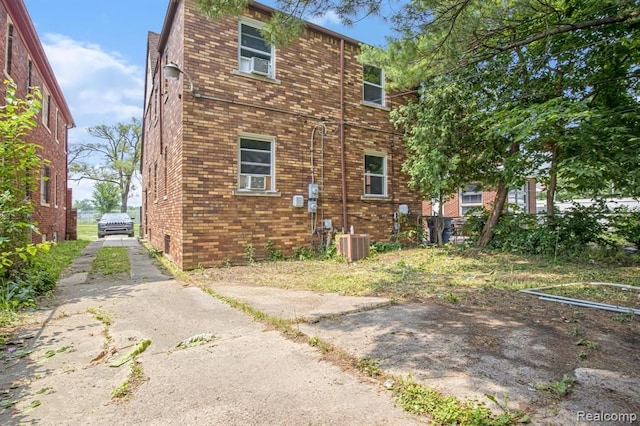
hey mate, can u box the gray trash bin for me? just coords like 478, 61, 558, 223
427, 217, 453, 243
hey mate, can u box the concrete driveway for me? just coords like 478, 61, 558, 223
2, 238, 638, 425
0, 238, 421, 425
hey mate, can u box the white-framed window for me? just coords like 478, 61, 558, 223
508, 184, 528, 212
5, 22, 14, 75
364, 153, 386, 196
363, 65, 385, 106
55, 109, 60, 143
27, 60, 33, 93
460, 184, 483, 215
42, 91, 51, 129
238, 135, 275, 192
41, 166, 51, 205
238, 20, 274, 78
54, 173, 58, 207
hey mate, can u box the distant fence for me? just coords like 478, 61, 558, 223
76, 208, 142, 224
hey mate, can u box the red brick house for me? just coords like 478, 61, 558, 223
423, 180, 538, 218
1, 0, 75, 242
142, 0, 422, 269
422, 179, 538, 239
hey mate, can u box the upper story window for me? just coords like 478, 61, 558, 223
42, 90, 51, 129
239, 21, 274, 79
460, 184, 483, 215
363, 65, 385, 106
27, 60, 33, 93
238, 136, 275, 192
364, 153, 387, 196
5, 23, 14, 75
55, 109, 60, 142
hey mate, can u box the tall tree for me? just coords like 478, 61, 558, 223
392, 77, 484, 244
362, 0, 640, 243
92, 182, 120, 215
72, 199, 94, 211
69, 118, 142, 212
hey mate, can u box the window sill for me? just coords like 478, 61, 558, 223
233, 190, 281, 197
361, 195, 391, 201
360, 101, 390, 111
233, 70, 281, 85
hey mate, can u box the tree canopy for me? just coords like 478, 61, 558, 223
69, 118, 142, 212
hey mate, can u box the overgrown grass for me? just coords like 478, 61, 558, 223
33, 240, 90, 276
76, 223, 140, 241
393, 375, 528, 425
111, 360, 145, 399
1, 240, 89, 327
91, 247, 130, 276
542, 283, 640, 306
200, 246, 640, 302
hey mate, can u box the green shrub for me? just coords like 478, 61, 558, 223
610, 206, 640, 249
0, 240, 87, 315
0, 279, 36, 311
266, 240, 284, 261
466, 201, 627, 260
292, 246, 318, 260
370, 241, 402, 255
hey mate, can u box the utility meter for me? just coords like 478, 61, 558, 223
308, 183, 319, 199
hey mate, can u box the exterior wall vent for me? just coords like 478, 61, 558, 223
336, 234, 370, 262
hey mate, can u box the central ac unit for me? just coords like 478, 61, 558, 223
249, 57, 270, 76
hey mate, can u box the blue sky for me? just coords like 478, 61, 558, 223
22, 0, 394, 205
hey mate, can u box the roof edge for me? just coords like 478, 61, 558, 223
5, 0, 75, 127
249, 1, 364, 47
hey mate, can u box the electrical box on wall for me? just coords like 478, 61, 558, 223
399, 204, 409, 215
308, 183, 319, 199
292, 195, 304, 208
308, 200, 317, 213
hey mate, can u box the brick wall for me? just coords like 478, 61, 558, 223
66, 188, 77, 240
0, 0, 71, 244
142, 1, 422, 269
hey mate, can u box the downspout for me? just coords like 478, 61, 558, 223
155, 59, 165, 240
339, 39, 347, 232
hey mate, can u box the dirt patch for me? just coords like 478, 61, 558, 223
295, 288, 640, 423
193, 258, 640, 424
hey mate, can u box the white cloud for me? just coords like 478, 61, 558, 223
308, 10, 342, 27
40, 33, 144, 124
39, 34, 144, 206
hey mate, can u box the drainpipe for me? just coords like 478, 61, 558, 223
339, 39, 347, 232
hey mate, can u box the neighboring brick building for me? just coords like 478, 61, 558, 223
0, 0, 75, 242
422, 179, 538, 220
142, 0, 422, 269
